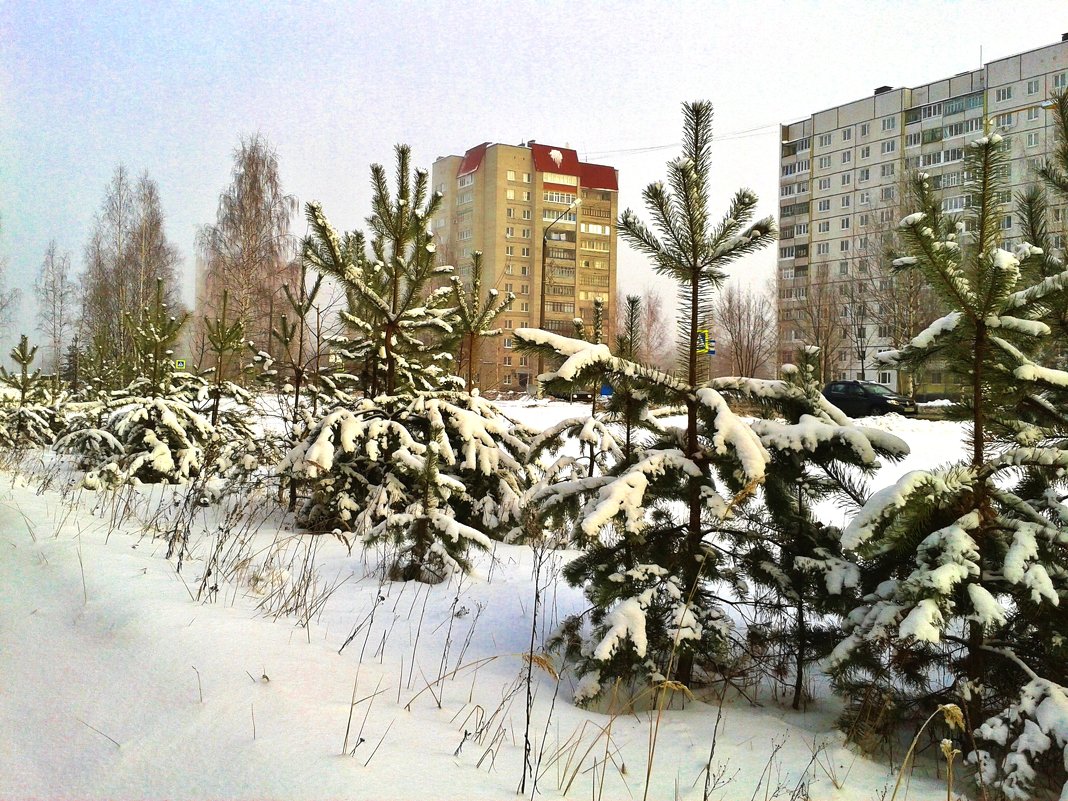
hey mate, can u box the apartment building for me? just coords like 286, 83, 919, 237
778, 35, 1068, 394
431, 142, 618, 392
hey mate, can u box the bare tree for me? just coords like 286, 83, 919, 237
713, 281, 776, 377
0, 214, 20, 337
792, 270, 847, 384
129, 172, 182, 311
79, 166, 183, 385
35, 240, 75, 373
197, 135, 298, 362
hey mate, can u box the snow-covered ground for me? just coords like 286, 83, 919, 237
0, 402, 970, 800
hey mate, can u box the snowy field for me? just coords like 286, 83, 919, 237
0, 401, 970, 801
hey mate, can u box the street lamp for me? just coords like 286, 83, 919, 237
537, 196, 582, 391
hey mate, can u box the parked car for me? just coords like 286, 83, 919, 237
822, 380, 918, 417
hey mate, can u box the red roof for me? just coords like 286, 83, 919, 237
529, 143, 617, 191
580, 162, 618, 192
530, 143, 582, 176
457, 142, 489, 177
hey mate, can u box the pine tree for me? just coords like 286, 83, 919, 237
520, 101, 776, 697
450, 250, 514, 393
829, 134, 1068, 799
713, 346, 908, 710
284, 146, 531, 582
0, 334, 56, 447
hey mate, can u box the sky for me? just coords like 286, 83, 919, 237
2, 0, 1067, 348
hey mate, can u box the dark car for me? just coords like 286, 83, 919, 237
822, 380, 918, 418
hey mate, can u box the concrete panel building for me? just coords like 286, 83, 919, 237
431, 142, 618, 392
777, 35, 1068, 394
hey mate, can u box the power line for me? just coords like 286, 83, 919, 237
582, 121, 781, 160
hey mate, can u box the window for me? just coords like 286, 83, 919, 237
780, 245, 796, 259
1056, 72, 1068, 90
860, 123, 870, 137
543, 208, 577, 223
458, 229, 472, 241
1001, 215, 1013, 230
506, 170, 516, 181
782, 163, 797, 177
817, 199, 831, 211
839, 262, 849, 276
796, 181, 809, 194
840, 217, 850, 229
458, 174, 474, 188
843, 128, 852, 141
521, 227, 531, 238
922, 151, 943, 167
878, 371, 892, 385
816, 242, 830, 255
1027, 107, 1041, 122
523, 191, 531, 201
858, 167, 870, 182
506, 189, 515, 200
1027, 78, 1040, 95
458, 191, 473, 205
542, 172, 578, 186
841, 196, 850, 208
881, 140, 896, 154
1027, 131, 1040, 148
818, 133, 832, 147
544, 190, 577, 205
880, 186, 895, 201
795, 222, 809, 235
905, 132, 921, 147
944, 147, 964, 163
818, 177, 831, 190
797, 159, 810, 172
994, 112, 1014, 128
818, 155, 831, 169
522, 172, 531, 183
505, 245, 515, 257
840, 240, 850, 252
995, 86, 1013, 102
859, 190, 871, 205
860, 213, 869, 226
504, 338, 513, 349
842, 151, 852, 164
881, 116, 897, 131
880, 163, 895, 177
505, 226, 514, 237
923, 102, 942, 119
817, 220, 830, 233
522, 209, 532, 220
860, 145, 870, 159
841, 173, 852, 186
506, 207, 515, 218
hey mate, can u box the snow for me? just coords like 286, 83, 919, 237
0, 404, 975, 800
898, 211, 926, 228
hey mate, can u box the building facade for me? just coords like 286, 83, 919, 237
431, 142, 618, 392
777, 35, 1068, 394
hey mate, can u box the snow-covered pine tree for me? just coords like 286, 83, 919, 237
284, 147, 531, 582
0, 334, 57, 447
61, 282, 215, 486
712, 346, 908, 710
450, 250, 514, 393
828, 134, 1068, 799
520, 101, 776, 698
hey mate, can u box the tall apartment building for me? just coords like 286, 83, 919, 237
431, 142, 618, 392
777, 35, 1068, 394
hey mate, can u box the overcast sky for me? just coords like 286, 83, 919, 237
2, 1, 1067, 346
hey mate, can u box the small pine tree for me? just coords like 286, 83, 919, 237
829, 134, 1068, 798
714, 346, 908, 710
521, 101, 776, 698
450, 250, 514, 393
0, 335, 56, 446
285, 146, 531, 582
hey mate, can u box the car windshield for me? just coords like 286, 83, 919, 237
864, 384, 896, 396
